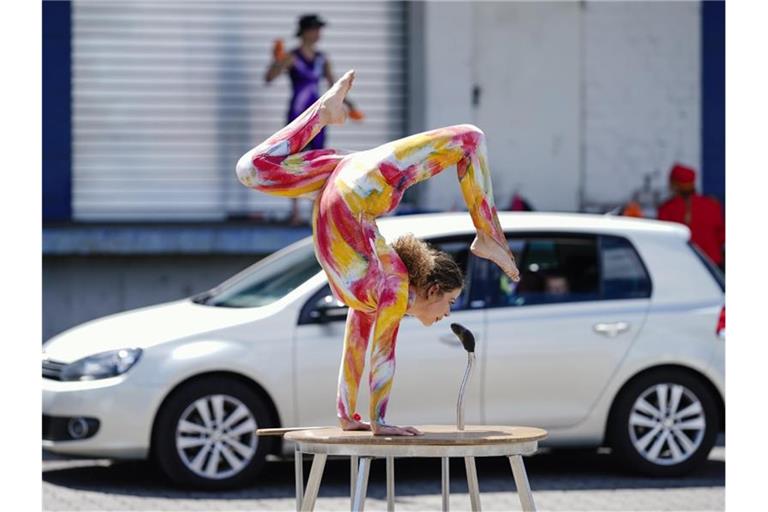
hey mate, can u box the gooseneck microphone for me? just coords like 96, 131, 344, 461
451, 323, 476, 430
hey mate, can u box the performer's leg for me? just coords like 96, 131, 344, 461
287, 122, 327, 224
235, 71, 354, 198
367, 124, 519, 279
337, 308, 375, 427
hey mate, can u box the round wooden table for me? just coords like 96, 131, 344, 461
281, 425, 548, 512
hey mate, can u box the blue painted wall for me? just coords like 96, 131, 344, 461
701, 0, 725, 205
43, 1, 72, 222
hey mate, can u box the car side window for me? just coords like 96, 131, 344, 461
428, 237, 475, 311
600, 235, 652, 299
485, 235, 600, 307
298, 235, 477, 325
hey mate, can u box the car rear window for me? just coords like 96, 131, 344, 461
600, 235, 652, 299
688, 241, 725, 291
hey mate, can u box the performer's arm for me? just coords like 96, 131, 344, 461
366, 280, 419, 436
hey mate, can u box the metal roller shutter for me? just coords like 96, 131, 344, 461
72, 1, 408, 221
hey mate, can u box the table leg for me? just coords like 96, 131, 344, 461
350, 456, 358, 511
441, 457, 450, 511
301, 453, 327, 512
295, 445, 304, 512
464, 456, 481, 512
386, 456, 395, 512
351, 456, 372, 512
508, 455, 536, 512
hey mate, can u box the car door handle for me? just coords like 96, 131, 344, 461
593, 321, 631, 337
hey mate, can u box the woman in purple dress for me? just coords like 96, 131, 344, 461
265, 14, 363, 223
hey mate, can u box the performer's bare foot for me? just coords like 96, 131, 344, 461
471, 231, 521, 282
318, 69, 355, 126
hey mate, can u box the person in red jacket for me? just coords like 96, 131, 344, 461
657, 163, 725, 270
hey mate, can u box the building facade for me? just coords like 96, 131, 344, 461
43, 1, 724, 340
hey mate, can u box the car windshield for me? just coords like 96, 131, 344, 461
193, 240, 322, 308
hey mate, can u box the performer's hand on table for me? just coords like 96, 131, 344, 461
372, 423, 423, 436
339, 417, 372, 432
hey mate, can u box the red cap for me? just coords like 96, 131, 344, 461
669, 164, 696, 185
352, 413, 361, 422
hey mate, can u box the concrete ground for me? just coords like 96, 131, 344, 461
43, 436, 724, 511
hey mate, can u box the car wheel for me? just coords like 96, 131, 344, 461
608, 369, 719, 477
153, 376, 274, 489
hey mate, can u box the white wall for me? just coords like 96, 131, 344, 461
43, 255, 258, 341
473, 1, 581, 212
418, 1, 477, 211
583, 1, 701, 208
417, 1, 701, 213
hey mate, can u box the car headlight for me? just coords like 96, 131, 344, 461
60, 348, 143, 381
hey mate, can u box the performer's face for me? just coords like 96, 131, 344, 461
416, 286, 462, 327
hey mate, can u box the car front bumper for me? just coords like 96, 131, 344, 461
42, 374, 164, 459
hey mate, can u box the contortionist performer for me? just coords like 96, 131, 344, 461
236, 70, 520, 436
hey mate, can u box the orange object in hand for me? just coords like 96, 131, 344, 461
622, 200, 644, 218
272, 39, 285, 61
348, 109, 365, 121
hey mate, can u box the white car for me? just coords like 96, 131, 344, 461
42, 212, 725, 489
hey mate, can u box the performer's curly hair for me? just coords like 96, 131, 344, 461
392, 234, 464, 294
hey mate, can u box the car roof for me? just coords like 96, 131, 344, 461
376, 212, 690, 241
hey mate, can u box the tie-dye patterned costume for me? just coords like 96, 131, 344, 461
236, 99, 509, 427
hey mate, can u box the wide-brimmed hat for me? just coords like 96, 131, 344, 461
296, 14, 326, 36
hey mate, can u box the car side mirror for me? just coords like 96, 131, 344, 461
309, 294, 348, 323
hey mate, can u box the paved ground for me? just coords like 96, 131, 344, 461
43, 440, 724, 511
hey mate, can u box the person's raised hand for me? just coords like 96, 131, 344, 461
272, 38, 286, 61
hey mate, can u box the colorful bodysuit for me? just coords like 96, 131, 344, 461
236, 98, 510, 427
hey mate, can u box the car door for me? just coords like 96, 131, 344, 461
293, 235, 487, 427
482, 233, 652, 429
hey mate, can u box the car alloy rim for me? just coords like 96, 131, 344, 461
175, 394, 258, 479
628, 383, 706, 466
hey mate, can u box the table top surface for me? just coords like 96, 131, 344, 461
282, 425, 548, 446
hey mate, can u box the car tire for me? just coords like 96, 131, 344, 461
152, 376, 274, 489
608, 369, 719, 477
